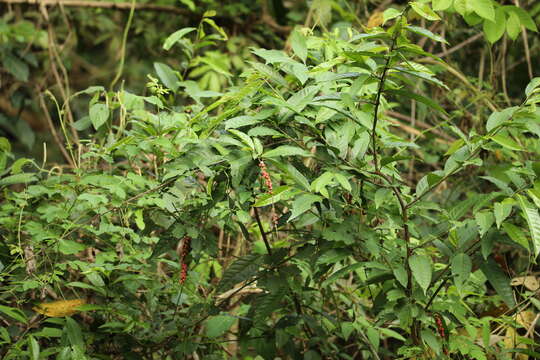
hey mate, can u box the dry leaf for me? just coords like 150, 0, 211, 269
511, 276, 540, 291
33, 299, 86, 317
504, 327, 528, 360
367, 12, 384, 28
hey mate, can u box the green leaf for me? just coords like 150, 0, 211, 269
494, 201, 512, 229
228, 129, 254, 150
432, 0, 453, 11
502, 6, 537, 32
284, 163, 311, 191
252, 49, 293, 65
29, 336, 40, 360
163, 27, 196, 50
263, 145, 311, 158
475, 211, 494, 237
525, 77, 540, 98
502, 222, 529, 250
383, 8, 402, 23
410, 2, 441, 21
154, 62, 180, 92
58, 239, 86, 255
422, 330, 442, 355
486, 106, 516, 132
252, 287, 286, 325
0, 173, 37, 186
2, 54, 29, 81
470, 0, 495, 21
506, 11, 521, 40
205, 315, 237, 338
290, 29, 307, 62
0, 305, 27, 323
217, 254, 262, 292
405, 26, 448, 44
254, 185, 295, 207
89, 103, 109, 130
480, 257, 515, 307
483, 8, 507, 43
409, 254, 432, 294
490, 134, 522, 151
65, 317, 84, 349
517, 194, 540, 256
451, 253, 472, 290
289, 194, 322, 221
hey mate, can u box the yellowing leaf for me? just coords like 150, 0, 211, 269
367, 12, 384, 28
33, 299, 86, 317
511, 276, 540, 291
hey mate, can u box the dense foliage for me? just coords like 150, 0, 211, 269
1, 0, 540, 359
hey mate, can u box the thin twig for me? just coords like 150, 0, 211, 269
253, 207, 272, 255
110, 0, 135, 90
0, 0, 188, 14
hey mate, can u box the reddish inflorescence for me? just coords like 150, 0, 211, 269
179, 236, 191, 284
258, 160, 273, 194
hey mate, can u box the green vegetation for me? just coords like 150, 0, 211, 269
1, 0, 540, 358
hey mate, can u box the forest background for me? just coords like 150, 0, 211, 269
1, 0, 540, 359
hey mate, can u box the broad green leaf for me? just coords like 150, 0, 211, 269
486, 106, 516, 132
89, 103, 109, 130
480, 257, 515, 307
2, 54, 29, 81
475, 211, 494, 237
263, 145, 311, 158
405, 26, 448, 44
350, 132, 370, 160
153, 62, 180, 91
0, 173, 37, 186
254, 185, 295, 207
517, 194, 540, 256
483, 8, 506, 43
252, 49, 293, 65
506, 11, 521, 40
58, 239, 86, 255
29, 336, 40, 360
409, 254, 432, 293
470, 0, 495, 21
217, 254, 262, 292
311, 171, 335, 198
284, 163, 311, 191
379, 327, 406, 342
422, 330, 442, 355
341, 322, 355, 340
163, 27, 196, 50
525, 77, 540, 98
228, 129, 254, 150
393, 266, 408, 288
494, 201, 512, 229
502, 6, 537, 32
65, 317, 84, 349
0, 305, 27, 323
323, 263, 365, 287
432, 0, 452, 11
290, 29, 307, 62
205, 315, 236, 338
490, 134, 522, 151
410, 2, 441, 20
451, 253, 472, 290
287, 86, 319, 113
383, 8, 402, 23
502, 223, 529, 250
289, 194, 322, 221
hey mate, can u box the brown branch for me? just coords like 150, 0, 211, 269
0, 0, 189, 14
